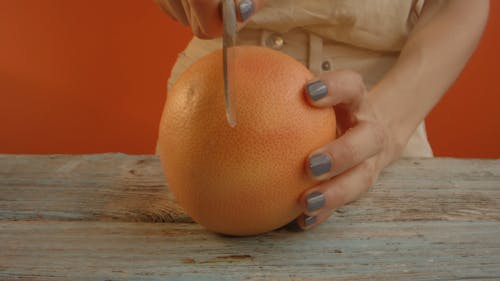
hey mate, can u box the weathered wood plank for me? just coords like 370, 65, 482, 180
0, 220, 499, 281
1, 154, 499, 223
1, 154, 500, 280
0, 154, 190, 222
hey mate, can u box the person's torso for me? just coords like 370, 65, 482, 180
163, 0, 433, 157
247, 0, 423, 52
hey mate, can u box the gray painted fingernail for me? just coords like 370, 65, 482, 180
304, 215, 317, 227
239, 0, 254, 21
306, 80, 328, 101
309, 153, 332, 177
307, 191, 326, 212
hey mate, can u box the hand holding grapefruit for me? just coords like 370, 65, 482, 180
158, 46, 336, 236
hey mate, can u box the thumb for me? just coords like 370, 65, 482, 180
190, 0, 268, 39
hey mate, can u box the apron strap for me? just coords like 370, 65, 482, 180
308, 33, 323, 76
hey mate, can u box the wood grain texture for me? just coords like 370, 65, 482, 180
1, 221, 499, 281
0, 154, 191, 223
0, 154, 499, 280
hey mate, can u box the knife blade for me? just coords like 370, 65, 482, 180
222, 0, 237, 128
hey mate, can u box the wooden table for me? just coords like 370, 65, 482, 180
1, 154, 499, 280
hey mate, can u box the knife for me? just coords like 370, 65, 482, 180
222, 0, 237, 128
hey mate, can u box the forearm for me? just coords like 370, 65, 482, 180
369, 0, 489, 154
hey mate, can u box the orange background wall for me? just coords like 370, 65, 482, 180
0, 1, 499, 158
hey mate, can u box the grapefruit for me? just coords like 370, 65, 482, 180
158, 46, 336, 236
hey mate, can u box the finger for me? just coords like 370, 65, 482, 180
237, 0, 267, 21
301, 158, 379, 217
296, 209, 334, 230
235, 0, 268, 33
155, 0, 190, 25
236, 0, 253, 22
306, 120, 385, 181
189, 0, 266, 39
304, 70, 366, 109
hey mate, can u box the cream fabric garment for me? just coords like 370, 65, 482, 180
163, 0, 433, 157
246, 0, 420, 51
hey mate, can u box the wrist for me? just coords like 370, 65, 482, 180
367, 90, 409, 163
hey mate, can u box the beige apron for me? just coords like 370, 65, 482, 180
163, 0, 433, 157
